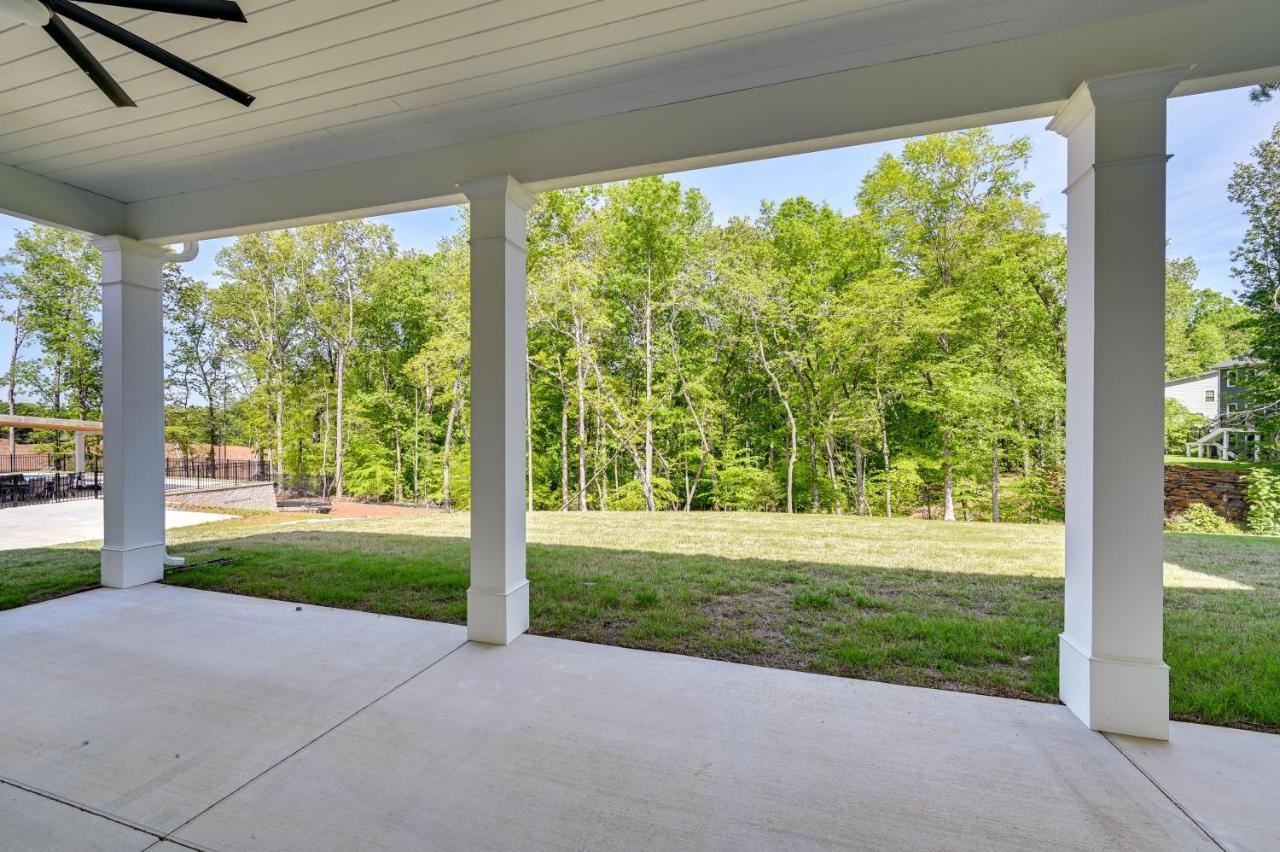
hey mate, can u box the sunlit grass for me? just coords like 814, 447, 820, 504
2, 511, 1276, 729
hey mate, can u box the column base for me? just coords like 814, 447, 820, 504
1060, 634, 1169, 740
101, 542, 166, 589
467, 581, 530, 645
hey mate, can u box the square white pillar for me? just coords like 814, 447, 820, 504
460, 176, 535, 645
73, 432, 86, 475
1049, 66, 1188, 740
94, 236, 170, 589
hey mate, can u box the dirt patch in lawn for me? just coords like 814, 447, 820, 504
325, 500, 445, 520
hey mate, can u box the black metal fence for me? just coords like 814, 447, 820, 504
1, 452, 83, 474
0, 456, 102, 508
163, 457, 273, 493
0, 454, 341, 510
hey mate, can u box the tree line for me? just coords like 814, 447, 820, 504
2, 128, 1265, 518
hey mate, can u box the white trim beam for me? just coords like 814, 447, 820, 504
0, 161, 124, 236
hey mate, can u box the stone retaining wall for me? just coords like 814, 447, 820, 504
1164, 465, 1247, 523
167, 481, 278, 511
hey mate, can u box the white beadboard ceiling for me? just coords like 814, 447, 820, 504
0, 0, 1277, 240
0, 0, 1200, 201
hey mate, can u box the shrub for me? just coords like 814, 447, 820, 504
1164, 398, 1208, 454
1165, 503, 1240, 535
715, 465, 782, 511
611, 475, 678, 511
867, 457, 926, 518
1244, 468, 1280, 535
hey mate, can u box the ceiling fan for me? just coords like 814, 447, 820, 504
0, 0, 254, 108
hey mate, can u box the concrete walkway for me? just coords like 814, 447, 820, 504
0, 500, 230, 551
0, 586, 1274, 851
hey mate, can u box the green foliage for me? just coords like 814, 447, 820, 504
1244, 468, 1280, 535
613, 475, 677, 511
868, 457, 927, 518
1, 225, 102, 441
1165, 398, 1210, 453
1164, 255, 1254, 380
1166, 503, 1240, 535
1229, 122, 1280, 439
8, 127, 1260, 521
715, 465, 782, 511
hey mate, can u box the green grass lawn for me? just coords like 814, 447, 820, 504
1165, 454, 1280, 473
3, 511, 1277, 731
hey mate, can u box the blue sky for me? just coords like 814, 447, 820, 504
3, 85, 1279, 375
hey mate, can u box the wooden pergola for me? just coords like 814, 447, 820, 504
2, 414, 103, 474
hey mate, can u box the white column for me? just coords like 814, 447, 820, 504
1049, 66, 1187, 740
459, 176, 534, 644
94, 236, 169, 589
73, 432, 86, 475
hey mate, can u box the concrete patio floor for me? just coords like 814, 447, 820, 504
0, 586, 1274, 851
0, 501, 231, 551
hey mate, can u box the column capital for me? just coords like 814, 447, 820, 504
457, 175, 536, 211
91, 234, 176, 259
92, 235, 174, 289
1048, 65, 1192, 137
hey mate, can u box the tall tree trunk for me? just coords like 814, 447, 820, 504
526, 360, 534, 511
274, 379, 285, 480
5, 303, 22, 460
1013, 392, 1032, 477
643, 274, 655, 512
805, 389, 819, 511
394, 431, 403, 503
320, 387, 331, 490
597, 410, 608, 510
991, 438, 1001, 523
756, 336, 796, 514
413, 387, 421, 503
854, 434, 869, 515
809, 428, 820, 511
671, 334, 710, 513
942, 430, 956, 521
877, 379, 891, 518
441, 376, 463, 510
333, 346, 347, 499
588, 359, 653, 510
824, 431, 841, 515
560, 392, 569, 511
576, 333, 587, 511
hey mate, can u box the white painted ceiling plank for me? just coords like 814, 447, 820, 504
0, 0, 696, 154
62, 0, 1161, 199
40, 0, 958, 185
0, 0, 480, 127
10, 0, 885, 169
0, 0, 298, 94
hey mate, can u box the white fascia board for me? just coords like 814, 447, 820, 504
0, 160, 124, 237
124, 0, 1280, 242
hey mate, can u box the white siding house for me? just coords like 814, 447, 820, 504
1164, 372, 1220, 419
1165, 359, 1266, 459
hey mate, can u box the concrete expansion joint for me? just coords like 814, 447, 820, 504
1100, 735, 1227, 852
151, 638, 469, 846
0, 775, 181, 847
